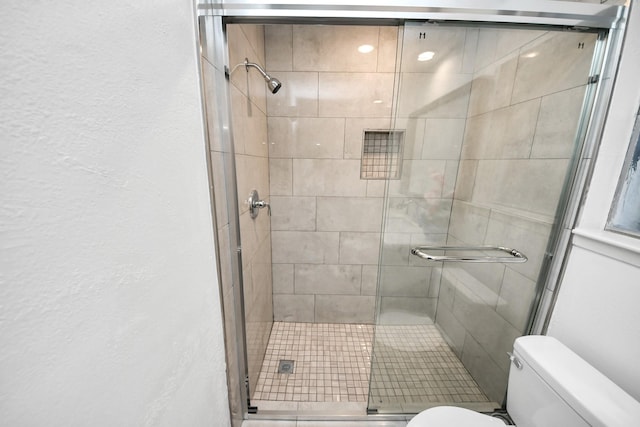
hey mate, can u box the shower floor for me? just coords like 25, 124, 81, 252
369, 324, 495, 413
251, 322, 495, 413
252, 322, 373, 405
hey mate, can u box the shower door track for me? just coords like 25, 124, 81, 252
197, 0, 623, 29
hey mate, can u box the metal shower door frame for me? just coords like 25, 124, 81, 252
195, 0, 628, 420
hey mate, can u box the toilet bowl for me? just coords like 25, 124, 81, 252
407, 335, 640, 427
408, 406, 507, 426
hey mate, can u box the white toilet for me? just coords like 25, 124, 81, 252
408, 335, 640, 426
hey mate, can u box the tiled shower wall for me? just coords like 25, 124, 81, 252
375, 26, 474, 324
201, 18, 244, 425
227, 24, 274, 396
436, 28, 597, 402
265, 25, 398, 323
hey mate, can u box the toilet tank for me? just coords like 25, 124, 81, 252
507, 335, 640, 427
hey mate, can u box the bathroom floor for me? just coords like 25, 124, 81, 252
252, 322, 494, 414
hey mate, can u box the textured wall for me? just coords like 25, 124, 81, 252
0, 1, 230, 426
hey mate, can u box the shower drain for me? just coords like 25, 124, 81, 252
277, 359, 295, 374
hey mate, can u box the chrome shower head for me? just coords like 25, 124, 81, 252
244, 58, 283, 94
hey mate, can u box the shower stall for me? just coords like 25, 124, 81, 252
197, 1, 626, 423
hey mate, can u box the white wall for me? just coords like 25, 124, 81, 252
0, 1, 230, 426
548, 0, 640, 402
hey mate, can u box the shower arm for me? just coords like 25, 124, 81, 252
244, 58, 269, 80
240, 58, 282, 94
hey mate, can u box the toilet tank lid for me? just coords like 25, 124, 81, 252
514, 336, 640, 427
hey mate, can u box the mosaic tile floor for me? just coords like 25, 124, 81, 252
252, 322, 373, 402
252, 322, 492, 411
368, 324, 490, 411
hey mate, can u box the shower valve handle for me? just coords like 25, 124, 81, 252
253, 199, 271, 216
248, 189, 270, 219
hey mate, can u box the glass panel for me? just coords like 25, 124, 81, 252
607, 107, 640, 237
368, 23, 598, 413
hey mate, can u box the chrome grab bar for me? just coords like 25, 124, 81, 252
410, 245, 528, 263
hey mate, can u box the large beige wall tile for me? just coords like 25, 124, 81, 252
453, 160, 477, 201
239, 24, 266, 66
379, 266, 431, 297
434, 304, 466, 356
293, 159, 367, 197
447, 200, 490, 245
271, 231, 339, 264
461, 333, 510, 403
387, 160, 448, 198
245, 239, 273, 324
273, 294, 315, 322
230, 84, 268, 157
265, 25, 292, 71
473, 28, 543, 73
295, 264, 362, 295
484, 211, 552, 282
266, 72, 318, 117
443, 161, 459, 198
270, 196, 316, 231
238, 211, 270, 270
293, 25, 381, 72
272, 264, 294, 294
366, 180, 386, 197
269, 158, 292, 196
440, 262, 501, 308
319, 73, 394, 117
400, 26, 467, 73
316, 197, 383, 232
474, 29, 500, 72
379, 297, 436, 324
511, 32, 596, 103
339, 232, 381, 265
531, 85, 586, 159
495, 29, 543, 62
467, 53, 518, 117
377, 26, 399, 72
361, 266, 379, 296
385, 198, 452, 234
497, 268, 537, 330
422, 119, 466, 159
268, 117, 345, 159
380, 232, 412, 266
472, 159, 569, 218
395, 118, 426, 160
315, 295, 375, 323
228, 26, 268, 116
451, 280, 522, 373
397, 73, 471, 118
462, 99, 540, 159
235, 154, 270, 215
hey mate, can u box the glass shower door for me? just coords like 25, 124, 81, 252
368, 22, 599, 413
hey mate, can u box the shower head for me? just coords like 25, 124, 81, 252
244, 58, 282, 94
